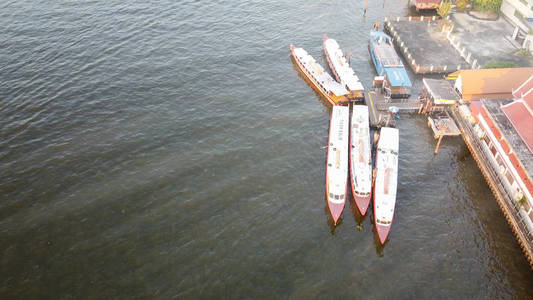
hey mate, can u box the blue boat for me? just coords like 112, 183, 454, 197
369, 30, 412, 98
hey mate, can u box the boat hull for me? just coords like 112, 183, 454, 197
327, 200, 345, 224
353, 193, 371, 216
323, 34, 342, 83
323, 35, 365, 101
349, 105, 372, 216
372, 127, 399, 244
290, 45, 349, 106
375, 222, 391, 244
325, 106, 350, 225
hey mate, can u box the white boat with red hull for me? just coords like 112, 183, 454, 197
326, 106, 350, 224
350, 105, 372, 216
323, 34, 365, 100
373, 127, 399, 244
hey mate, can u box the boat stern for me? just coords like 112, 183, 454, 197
331, 95, 351, 106
348, 90, 365, 102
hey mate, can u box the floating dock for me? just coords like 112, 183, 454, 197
383, 16, 471, 74
365, 89, 421, 128
427, 113, 460, 139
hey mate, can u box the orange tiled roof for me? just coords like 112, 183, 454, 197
459, 68, 533, 99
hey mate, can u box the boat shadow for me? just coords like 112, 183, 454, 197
372, 225, 387, 257
348, 193, 367, 230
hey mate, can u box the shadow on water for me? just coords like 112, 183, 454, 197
372, 220, 387, 257
348, 194, 367, 229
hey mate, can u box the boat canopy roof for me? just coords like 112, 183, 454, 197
384, 67, 412, 88
350, 105, 371, 194
328, 106, 350, 196
293, 47, 350, 97
378, 127, 399, 151
370, 31, 403, 68
324, 38, 365, 92
374, 126, 399, 222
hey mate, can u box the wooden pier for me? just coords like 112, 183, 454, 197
450, 106, 533, 268
383, 16, 471, 74
365, 90, 421, 128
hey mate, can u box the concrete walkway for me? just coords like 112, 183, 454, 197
451, 13, 533, 67
390, 20, 467, 68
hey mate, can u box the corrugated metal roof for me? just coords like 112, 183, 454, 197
423, 78, 459, 103
384, 67, 412, 88
458, 68, 533, 99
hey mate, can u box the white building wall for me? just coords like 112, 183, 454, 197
501, 0, 533, 50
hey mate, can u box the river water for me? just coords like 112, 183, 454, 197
1, 0, 532, 298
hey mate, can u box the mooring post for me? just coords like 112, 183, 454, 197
418, 98, 425, 114
435, 125, 447, 154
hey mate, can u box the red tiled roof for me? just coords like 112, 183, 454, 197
501, 101, 533, 153
481, 106, 502, 140
470, 100, 482, 122
509, 153, 533, 196
500, 138, 511, 154
512, 75, 533, 98
523, 91, 533, 111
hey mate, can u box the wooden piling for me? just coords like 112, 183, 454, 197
434, 125, 446, 154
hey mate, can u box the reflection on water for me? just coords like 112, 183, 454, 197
1, 0, 532, 298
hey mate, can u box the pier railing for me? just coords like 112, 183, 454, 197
450, 106, 533, 268
441, 22, 480, 70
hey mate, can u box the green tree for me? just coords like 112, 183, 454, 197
456, 0, 468, 11
437, 0, 453, 19
482, 61, 518, 68
472, 0, 502, 12
517, 196, 528, 209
